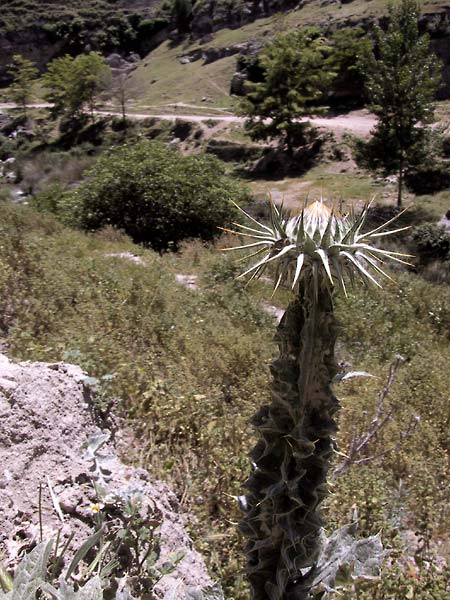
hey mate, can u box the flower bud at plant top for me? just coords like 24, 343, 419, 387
222, 199, 412, 298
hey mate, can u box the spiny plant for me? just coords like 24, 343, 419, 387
223, 199, 411, 600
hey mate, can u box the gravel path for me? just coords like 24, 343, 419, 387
0, 103, 377, 136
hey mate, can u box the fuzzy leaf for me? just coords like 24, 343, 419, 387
116, 591, 137, 600
302, 524, 386, 597
334, 371, 374, 383
11, 541, 52, 600
162, 580, 184, 600
185, 584, 224, 600
76, 577, 103, 600
84, 433, 110, 458
43, 576, 103, 600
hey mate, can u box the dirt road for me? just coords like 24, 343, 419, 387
0, 103, 377, 136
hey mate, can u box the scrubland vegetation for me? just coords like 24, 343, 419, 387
1, 0, 450, 598
0, 197, 449, 597
41, 140, 243, 251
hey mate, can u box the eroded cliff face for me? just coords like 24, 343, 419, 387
3, 1, 450, 99
424, 7, 450, 97
0, 32, 65, 86
190, 0, 299, 37
0, 0, 168, 85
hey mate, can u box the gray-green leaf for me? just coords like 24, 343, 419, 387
12, 540, 52, 600
306, 523, 387, 597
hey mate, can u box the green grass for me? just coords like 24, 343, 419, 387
0, 187, 12, 201
245, 164, 386, 212
1, 201, 449, 598
128, 40, 239, 109
205, 0, 391, 48
297, 164, 382, 199
411, 189, 450, 221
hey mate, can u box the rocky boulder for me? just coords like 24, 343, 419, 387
190, 0, 298, 37
230, 72, 248, 96
205, 138, 263, 162
0, 354, 219, 599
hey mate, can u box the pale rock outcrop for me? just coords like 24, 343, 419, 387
0, 353, 217, 599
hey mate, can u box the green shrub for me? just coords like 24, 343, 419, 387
30, 183, 67, 214
60, 141, 244, 250
412, 223, 450, 262
405, 165, 450, 195
0, 133, 15, 160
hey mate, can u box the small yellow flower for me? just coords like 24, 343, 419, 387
90, 503, 104, 512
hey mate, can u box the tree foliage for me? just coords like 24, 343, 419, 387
42, 52, 111, 120
361, 0, 441, 207
328, 27, 373, 107
239, 27, 336, 153
172, 0, 192, 34
59, 141, 243, 250
7, 55, 39, 118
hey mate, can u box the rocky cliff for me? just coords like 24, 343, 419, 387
0, 0, 168, 85
3, 0, 450, 99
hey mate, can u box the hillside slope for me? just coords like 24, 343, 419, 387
190, 0, 450, 35
0, 202, 449, 599
0, 0, 167, 84
2, 0, 450, 96
126, 0, 450, 108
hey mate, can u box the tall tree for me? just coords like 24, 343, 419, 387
7, 55, 39, 119
75, 52, 112, 118
362, 0, 441, 207
42, 55, 75, 119
43, 52, 111, 120
328, 27, 373, 107
110, 72, 131, 121
239, 27, 336, 155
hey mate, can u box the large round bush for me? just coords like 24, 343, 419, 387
62, 141, 243, 250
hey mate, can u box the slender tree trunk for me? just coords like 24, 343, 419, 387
240, 284, 340, 600
397, 158, 404, 209
286, 127, 294, 158
21, 99, 27, 121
